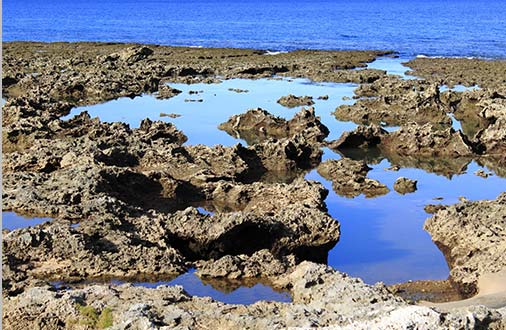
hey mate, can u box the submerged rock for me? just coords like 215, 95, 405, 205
393, 177, 418, 194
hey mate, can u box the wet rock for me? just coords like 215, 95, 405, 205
155, 84, 182, 99
388, 279, 464, 303
424, 193, 506, 296
218, 107, 329, 144
277, 94, 315, 108
318, 95, 329, 100
474, 169, 491, 178
317, 159, 389, 198
393, 177, 418, 194
424, 204, 447, 214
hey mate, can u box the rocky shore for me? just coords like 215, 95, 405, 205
2, 42, 506, 329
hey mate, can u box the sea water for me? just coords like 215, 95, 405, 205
4, 0, 506, 58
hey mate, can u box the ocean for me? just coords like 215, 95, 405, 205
3, 0, 506, 58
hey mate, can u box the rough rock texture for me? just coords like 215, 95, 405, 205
218, 107, 329, 144
475, 97, 506, 155
248, 133, 323, 175
2, 215, 188, 295
3, 262, 504, 330
327, 124, 387, 150
393, 177, 418, 194
156, 84, 182, 99
424, 193, 506, 296
196, 249, 295, 279
3, 107, 326, 218
406, 58, 506, 156
424, 204, 447, 214
4, 41, 506, 328
333, 77, 452, 127
2, 42, 391, 105
317, 159, 389, 198
167, 206, 340, 262
406, 57, 506, 89
209, 179, 328, 213
2, 200, 340, 294
381, 123, 476, 157
277, 94, 314, 108
327, 124, 477, 178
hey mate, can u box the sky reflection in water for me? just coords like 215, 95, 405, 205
132, 270, 291, 305
56, 58, 506, 284
2, 212, 52, 230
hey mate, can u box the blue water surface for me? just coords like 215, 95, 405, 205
132, 270, 292, 305
2, 212, 52, 230
60, 69, 506, 284
4, 0, 506, 58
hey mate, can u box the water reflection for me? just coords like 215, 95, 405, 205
140, 271, 291, 305
440, 84, 480, 93
53, 270, 291, 305
63, 78, 358, 145
308, 149, 506, 284
59, 73, 506, 285
366, 57, 417, 80
2, 212, 52, 230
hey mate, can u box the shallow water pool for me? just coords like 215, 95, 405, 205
53, 270, 291, 305
2, 212, 52, 231
63, 78, 358, 145
61, 72, 506, 286
308, 149, 506, 284
133, 270, 292, 305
